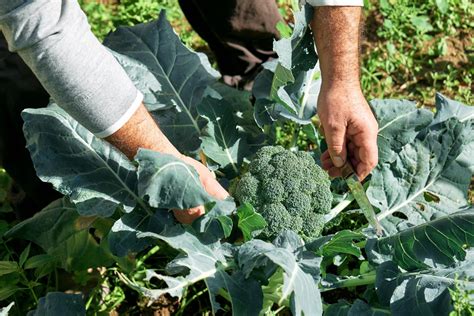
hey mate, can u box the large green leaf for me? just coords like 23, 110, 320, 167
366, 209, 474, 315
108, 207, 174, 257
6, 199, 114, 271
109, 51, 169, 112
432, 93, 474, 124
237, 231, 323, 316
22, 106, 140, 217
205, 83, 261, 138
197, 96, 248, 174
367, 96, 474, 234
135, 149, 212, 209
366, 208, 474, 270
104, 11, 219, 153
375, 258, 473, 316
27, 292, 85, 316
120, 226, 263, 316
370, 99, 433, 163
368, 118, 473, 234
110, 198, 235, 256
432, 93, 474, 173
252, 5, 319, 124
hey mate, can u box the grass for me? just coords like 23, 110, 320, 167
361, 0, 473, 106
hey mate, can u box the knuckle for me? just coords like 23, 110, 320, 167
326, 121, 344, 132
329, 144, 344, 153
370, 160, 378, 169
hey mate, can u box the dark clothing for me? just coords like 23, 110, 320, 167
0, 35, 61, 218
178, 0, 281, 89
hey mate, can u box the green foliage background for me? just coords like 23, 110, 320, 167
79, 0, 473, 105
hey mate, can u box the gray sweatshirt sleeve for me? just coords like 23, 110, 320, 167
0, 0, 143, 137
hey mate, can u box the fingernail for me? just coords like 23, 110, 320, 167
333, 156, 345, 167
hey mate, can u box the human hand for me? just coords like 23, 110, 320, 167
318, 86, 378, 180
172, 155, 229, 224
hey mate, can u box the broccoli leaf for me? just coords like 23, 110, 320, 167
432, 94, 474, 173
236, 203, 267, 242
104, 11, 220, 153
366, 208, 474, 270
432, 93, 474, 124
27, 292, 85, 316
6, 198, 115, 271
368, 115, 473, 234
370, 99, 433, 163
109, 51, 167, 112
197, 96, 248, 174
136, 149, 212, 210
237, 231, 323, 316
22, 106, 140, 217
366, 209, 474, 315
120, 226, 263, 316
108, 207, 174, 257
252, 5, 320, 124
375, 257, 473, 316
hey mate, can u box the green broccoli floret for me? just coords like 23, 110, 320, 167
234, 173, 260, 206
234, 146, 332, 240
260, 203, 303, 239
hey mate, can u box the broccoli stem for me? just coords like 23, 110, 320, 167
320, 271, 377, 291
324, 194, 355, 223
290, 125, 300, 149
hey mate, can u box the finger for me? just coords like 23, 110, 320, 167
173, 206, 205, 224
322, 161, 333, 171
323, 122, 347, 168
201, 176, 229, 200
350, 156, 360, 168
321, 150, 331, 161
352, 145, 361, 163
322, 160, 333, 170
348, 142, 356, 153
347, 142, 360, 163
321, 151, 334, 170
355, 137, 378, 180
328, 166, 342, 178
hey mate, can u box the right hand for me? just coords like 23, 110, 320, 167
172, 155, 229, 224
318, 86, 379, 180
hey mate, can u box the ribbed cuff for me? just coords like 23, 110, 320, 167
305, 0, 363, 6
95, 90, 144, 138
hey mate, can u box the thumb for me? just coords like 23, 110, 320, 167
203, 176, 229, 200
325, 124, 347, 168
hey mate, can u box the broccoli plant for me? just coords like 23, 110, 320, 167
6, 6, 474, 316
234, 146, 332, 240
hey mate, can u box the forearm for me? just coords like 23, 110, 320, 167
106, 104, 181, 160
311, 7, 362, 89
0, 0, 141, 137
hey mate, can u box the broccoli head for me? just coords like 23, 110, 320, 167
234, 146, 332, 240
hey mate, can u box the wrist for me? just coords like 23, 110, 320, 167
320, 80, 362, 94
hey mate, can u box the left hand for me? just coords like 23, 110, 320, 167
318, 85, 379, 180
172, 155, 229, 224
